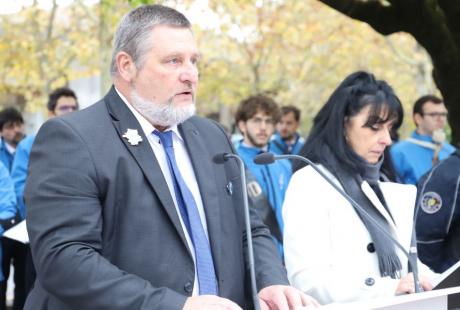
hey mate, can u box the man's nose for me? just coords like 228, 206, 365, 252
180, 62, 198, 84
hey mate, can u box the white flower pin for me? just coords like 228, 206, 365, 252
122, 128, 143, 146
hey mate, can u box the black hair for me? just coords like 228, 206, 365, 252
280, 105, 301, 122
295, 71, 403, 173
0, 107, 24, 131
413, 94, 443, 116
47, 87, 78, 112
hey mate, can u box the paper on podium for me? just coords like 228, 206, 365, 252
305, 286, 460, 310
432, 259, 460, 289
3, 220, 29, 244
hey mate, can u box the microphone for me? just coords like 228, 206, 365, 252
254, 152, 423, 293
213, 153, 261, 310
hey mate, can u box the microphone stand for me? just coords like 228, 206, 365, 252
217, 153, 261, 310
255, 153, 423, 293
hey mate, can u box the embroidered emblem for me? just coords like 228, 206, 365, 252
122, 129, 143, 146
420, 191, 442, 214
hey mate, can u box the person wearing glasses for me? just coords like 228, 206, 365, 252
390, 95, 455, 185
46, 87, 79, 117
235, 95, 292, 258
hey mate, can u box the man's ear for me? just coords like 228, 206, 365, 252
413, 113, 423, 127
237, 120, 247, 135
116, 51, 137, 82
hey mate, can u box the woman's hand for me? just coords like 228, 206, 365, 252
395, 272, 433, 295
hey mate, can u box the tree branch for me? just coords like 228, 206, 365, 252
318, 0, 403, 35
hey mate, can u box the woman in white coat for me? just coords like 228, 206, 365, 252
283, 71, 436, 305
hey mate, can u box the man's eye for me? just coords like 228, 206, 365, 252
169, 58, 180, 64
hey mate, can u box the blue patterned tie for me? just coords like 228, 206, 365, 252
154, 130, 218, 295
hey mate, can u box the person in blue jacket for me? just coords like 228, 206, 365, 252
10, 135, 35, 220
415, 148, 460, 273
5, 87, 79, 309
0, 162, 19, 282
11, 87, 79, 220
235, 94, 291, 258
271, 105, 304, 156
391, 95, 455, 184
0, 108, 25, 171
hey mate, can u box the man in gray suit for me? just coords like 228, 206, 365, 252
24, 5, 318, 310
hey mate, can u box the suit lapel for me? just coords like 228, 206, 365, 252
179, 119, 224, 281
104, 87, 189, 251
361, 181, 397, 231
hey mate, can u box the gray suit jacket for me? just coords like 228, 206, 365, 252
24, 87, 288, 310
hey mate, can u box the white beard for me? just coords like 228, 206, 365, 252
130, 89, 196, 127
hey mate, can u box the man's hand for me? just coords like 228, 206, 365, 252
258, 285, 320, 309
183, 295, 242, 310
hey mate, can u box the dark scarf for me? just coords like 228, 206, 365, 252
322, 145, 402, 279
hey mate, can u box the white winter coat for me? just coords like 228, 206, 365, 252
283, 165, 435, 304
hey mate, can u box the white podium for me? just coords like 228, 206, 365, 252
316, 286, 460, 310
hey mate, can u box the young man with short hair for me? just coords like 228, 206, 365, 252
391, 95, 456, 184
0, 108, 24, 171
235, 95, 292, 257
271, 105, 304, 155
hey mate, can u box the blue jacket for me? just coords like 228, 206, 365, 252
0, 162, 18, 281
236, 142, 292, 256
0, 138, 14, 171
415, 149, 460, 273
270, 132, 304, 156
390, 131, 456, 184
10, 134, 35, 219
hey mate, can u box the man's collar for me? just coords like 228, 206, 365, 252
412, 130, 433, 142
0, 138, 15, 154
239, 141, 268, 152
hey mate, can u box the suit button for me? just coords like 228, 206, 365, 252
367, 242, 375, 253
365, 277, 375, 286
184, 282, 193, 293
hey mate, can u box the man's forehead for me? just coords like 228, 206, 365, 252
149, 25, 198, 49
424, 101, 446, 111
252, 110, 272, 118
282, 112, 296, 120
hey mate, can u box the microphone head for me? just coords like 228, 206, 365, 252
213, 153, 230, 164
254, 152, 275, 165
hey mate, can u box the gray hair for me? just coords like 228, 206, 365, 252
110, 5, 191, 76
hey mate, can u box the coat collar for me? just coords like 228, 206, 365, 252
361, 181, 397, 232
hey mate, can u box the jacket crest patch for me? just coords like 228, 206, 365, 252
420, 191, 442, 214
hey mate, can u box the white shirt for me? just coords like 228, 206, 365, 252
116, 88, 208, 296
4, 140, 15, 155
